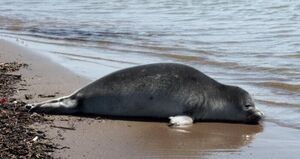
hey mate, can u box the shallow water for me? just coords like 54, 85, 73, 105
0, 0, 299, 144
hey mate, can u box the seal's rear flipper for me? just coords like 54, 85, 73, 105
169, 115, 193, 127
25, 96, 78, 114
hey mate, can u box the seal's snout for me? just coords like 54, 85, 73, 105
247, 109, 264, 124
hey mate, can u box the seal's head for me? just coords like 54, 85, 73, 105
202, 85, 264, 124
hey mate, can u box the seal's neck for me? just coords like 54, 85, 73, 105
195, 84, 238, 121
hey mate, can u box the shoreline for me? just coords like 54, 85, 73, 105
0, 39, 90, 103
1, 39, 300, 159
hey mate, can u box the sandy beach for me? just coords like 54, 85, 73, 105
1, 39, 300, 159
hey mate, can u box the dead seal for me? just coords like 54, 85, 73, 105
26, 63, 264, 126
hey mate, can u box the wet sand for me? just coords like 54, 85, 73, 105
1, 39, 300, 159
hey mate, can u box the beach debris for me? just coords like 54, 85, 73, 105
0, 61, 57, 158
0, 97, 8, 104
38, 94, 56, 98
50, 124, 76, 131
95, 116, 102, 120
0, 62, 28, 73
30, 112, 43, 118
25, 94, 33, 100
0, 62, 26, 97
32, 136, 39, 142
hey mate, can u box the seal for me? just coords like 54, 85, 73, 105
26, 63, 264, 126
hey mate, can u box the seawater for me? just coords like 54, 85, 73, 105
0, 0, 299, 130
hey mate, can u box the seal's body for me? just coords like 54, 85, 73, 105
27, 63, 264, 125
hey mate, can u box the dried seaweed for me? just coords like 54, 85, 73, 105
0, 62, 56, 159
0, 62, 28, 73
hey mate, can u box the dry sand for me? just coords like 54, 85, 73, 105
1, 39, 299, 159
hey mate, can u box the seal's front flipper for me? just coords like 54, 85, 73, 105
169, 115, 193, 127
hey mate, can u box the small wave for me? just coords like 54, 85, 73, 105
161, 54, 201, 61
51, 51, 139, 65
0, 15, 24, 31
288, 54, 300, 58
266, 4, 290, 10
256, 82, 300, 93
256, 99, 300, 109
198, 59, 298, 79
265, 119, 300, 130
27, 27, 135, 40
64, 56, 121, 69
